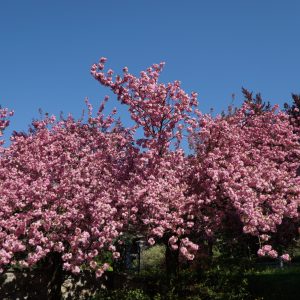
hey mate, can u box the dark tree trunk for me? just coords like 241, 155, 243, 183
46, 252, 64, 300
207, 240, 213, 258
165, 244, 179, 277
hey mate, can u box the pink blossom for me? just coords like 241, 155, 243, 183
102, 263, 110, 271
171, 244, 178, 250
72, 266, 80, 274
180, 246, 188, 256
168, 236, 178, 245
96, 269, 104, 278
89, 261, 97, 269
257, 249, 266, 257
281, 254, 291, 262
262, 245, 272, 252
148, 238, 155, 246
268, 250, 278, 258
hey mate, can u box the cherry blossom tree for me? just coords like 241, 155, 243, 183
91, 58, 199, 274
1, 56, 300, 297
188, 102, 300, 261
0, 100, 136, 298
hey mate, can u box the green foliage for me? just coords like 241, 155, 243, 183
92, 243, 300, 299
140, 245, 165, 274
92, 288, 150, 300
191, 266, 251, 299
92, 264, 300, 299
93, 257, 252, 299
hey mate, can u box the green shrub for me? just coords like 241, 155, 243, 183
92, 288, 150, 300
140, 245, 165, 273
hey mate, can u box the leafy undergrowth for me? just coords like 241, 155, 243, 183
247, 266, 300, 300
91, 262, 300, 300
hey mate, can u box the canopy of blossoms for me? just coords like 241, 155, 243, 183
0, 58, 299, 277
189, 104, 300, 260
0, 102, 136, 276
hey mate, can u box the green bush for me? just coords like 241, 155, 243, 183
92, 244, 300, 299
93, 258, 252, 299
92, 288, 150, 300
140, 245, 165, 274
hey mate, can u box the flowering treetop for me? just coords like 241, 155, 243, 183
91, 57, 198, 155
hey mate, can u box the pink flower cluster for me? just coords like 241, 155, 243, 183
257, 245, 278, 258
0, 108, 13, 147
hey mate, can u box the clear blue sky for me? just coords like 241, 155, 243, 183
1, 0, 300, 139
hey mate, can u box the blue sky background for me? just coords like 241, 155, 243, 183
1, 0, 300, 141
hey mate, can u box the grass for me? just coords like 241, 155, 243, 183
247, 265, 300, 300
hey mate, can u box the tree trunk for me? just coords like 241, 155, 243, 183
165, 244, 179, 277
207, 240, 213, 258
46, 252, 64, 300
